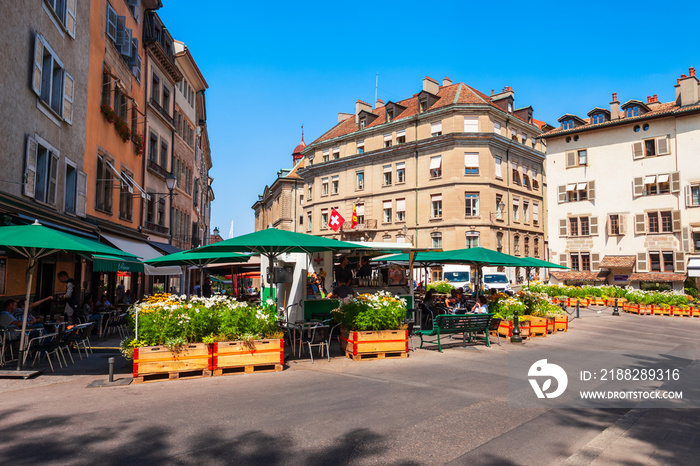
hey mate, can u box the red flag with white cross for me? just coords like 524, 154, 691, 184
329, 208, 345, 232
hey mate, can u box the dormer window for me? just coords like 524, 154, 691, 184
626, 106, 639, 118
562, 120, 574, 130
591, 113, 605, 124
420, 99, 427, 112
359, 118, 366, 129
387, 109, 394, 122
507, 103, 513, 113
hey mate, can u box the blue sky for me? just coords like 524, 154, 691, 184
159, 0, 699, 238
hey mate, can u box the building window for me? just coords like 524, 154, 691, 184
162, 86, 170, 115
383, 165, 392, 186
466, 232, 479, 248
387, 109, 394, 122
514, 235, 520, 255
357, 141, 364, 154
64, 162, 77, 214
531, 168, 539, 189
581, 253, 591, 271
429, 156, 442, 178
321, 209, 328, 229
524, 237, 530, 256
648, 212, 659, 233
591, 113, 605, 124
356, 171, 364, 190
626, 106, 639, 118
383, 201, 392, 223
578, 149, 587, 165
396, 130, 406, 144
465, 193, 479, 217
160, 140, 168, 168
563, 182, 592, 202
157, 197, 166, 227
420, 99, 427, 113
511, 129, 518, 141
321, 177, 328, 196
464, 117, 478, 133
495, 194, 504, 220
690, 184, 700, 206
151, 73, 159, 104
119, 170, 133, 222
570, 217, 579, 236
562, 120, 573, 130
396, 198, 406, 222
512, 163, 521, 184
356, 204, 365, 224
359, 118, 366, 129
570, 253, 580, 270
534, 238, 540, 257
660, 211, 672, 232
649, 251, 674, 272
580, 216, 590, 236
95, 155, 113, 213
431, 194, 442, 219
396, 163, 405, 183
307, 182, 313, 200
307, 212, 312, 231
384, 134, 392, 148
512, 199, 520, 222
495, 157, 503, 179
431, 232, 442, 248
32, 34, 66, 116
533, 202, 540, 225
322, 150, 329, 162
431, 121, 442, 137
494, 121, 501, 134
331, 175, 339, 194
464, 152, 479, 175
332, 147, 340, 160
523, 201, 530, 223
609, 214, 620, 235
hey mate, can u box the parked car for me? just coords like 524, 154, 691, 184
442, 265, 472, 293
482, 272, 514, 295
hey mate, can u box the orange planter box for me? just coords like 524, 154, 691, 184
133, 343, 211, 379
554, 316, 568, 332
523, 316, 547, 337
339, 329, 409, 356
211, 339, 283, 371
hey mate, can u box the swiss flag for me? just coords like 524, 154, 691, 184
329, 208, 345, 232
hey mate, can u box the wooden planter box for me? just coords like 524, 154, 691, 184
565, 298, 588, 308
691, 308, 700, 317
554, 315, 568, 332
671, 307, 691, 317
587, 297, 606, 306
653, 306, 671, 316
211, 339, 283, 375
339, 329, 408, 361
519, 320, 530, 339
546, 316, 555, 334
523, 316, 547, 337
497, 320, 530, 339
605, 297, 627, 306
133, 343, 212, 383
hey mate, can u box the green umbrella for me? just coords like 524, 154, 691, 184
517, 256, 569, 269
372, 251, 446, 263
431, 247, 531, 266
0, 221, 138, 371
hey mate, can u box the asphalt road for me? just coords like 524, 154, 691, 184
1, 308, 698, 465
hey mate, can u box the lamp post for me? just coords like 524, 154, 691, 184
165, 172, 177, 245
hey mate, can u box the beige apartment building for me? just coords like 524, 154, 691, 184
543, 68, 700, 290
296, 77, 549, 270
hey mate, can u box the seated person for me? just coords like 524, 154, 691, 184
327, 278, 355, 300
471, 295, 489, 314
15, 297, 53, 328
1, 300, 21, 328
444, 289, 466, 308
96, 294, 112, 312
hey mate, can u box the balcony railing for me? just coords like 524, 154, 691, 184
147, 159, 169, 178
145, 221, 169, 235
341, 219, 377, 231
150, 98, 174, 126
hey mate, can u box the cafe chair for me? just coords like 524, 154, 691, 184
31, 332, 66, 372
404, 309, 417, 352
300, 324, 330, 363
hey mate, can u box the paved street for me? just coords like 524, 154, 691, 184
1, 309, 699, 465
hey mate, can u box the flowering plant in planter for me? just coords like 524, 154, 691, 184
133, 131, 145, 156
100, 103, 116, 123
426, 280, 454, 294
332, 291, 407, 331
114, 116, 131, 142
120, 294, 281, 358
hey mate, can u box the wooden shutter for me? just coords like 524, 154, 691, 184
559, 219, 567, 237
682, 227, 691, 252
47, 152, 59, 206
62, 72, 74, 124
65, 0, 77, 38
116, 16, 127, 52
558, 185, 567, 203
76, 171, 87, 217
632, 141, 644, 159
128, 0, 141, 23
559, 254, 568, 267
32, 34, 44, 96
106, 4, 118, 42
619, 214, 628, 235
590, 216, 599, 235
24, 137, 37, 198
591, 253, 600, 271
671, 172, 680, 193
675, 251, 686, 272
634, 213, 646, 234
633, 177, 644, 197
587, 180, 595, 201
636, 252, 648, 272
657, 136, 670, 155
566, 151, 576, 168
686, 185, 692, 207
672, 210, 681, 232
121, 28, 133, 57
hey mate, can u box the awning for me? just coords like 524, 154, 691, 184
566, 183, 576, 191
430, 156, 441, 169
101, 233, 181, 276
657, 174, 670, 183
92, 254, 144, 273
643, 175, 656, 185
688, 258, 700, 277
576, 182, 588, 190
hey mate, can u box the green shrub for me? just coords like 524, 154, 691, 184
332, 291, 407, 331
426, 280, 455, 294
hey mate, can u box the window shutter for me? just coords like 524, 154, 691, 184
657, 136, 670, 155
559, 254, 567, 267
76, 171, 87, 217
591, 253, 600, 271
590, 216, 599, 235
24, 137, 37, 198
32, 35, 44, 96
607, 215, 612, 236
121, 28, 133, 57
47, 152, 59, 206
558, 185, 567, 203
636, 252, 647, 272
116, 16, 127, 50
682, 226, 691, 252
685, 185, 692, 207
632, 141, 644, 159
62, 72, 74, 124
633, 177, 644, 197
129, 0, 141, 23
566, 151, 576, 168
559, 219, 567, 237
464, 117, 478, 132
106, 4, 118, 42
587, 180, 595, 201
671, 171, 680, 193
495, 158, 502, 178
672, 210, 681, 232
65, 0, 77, 38
620, 214, 627, 235
675, 251, 686, 272
634, 214, 646, 234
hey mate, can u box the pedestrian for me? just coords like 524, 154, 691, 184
202, 277, 212, 298
116, 280, 125, 303
57, 271, 80, 324
334, 256, 353, 285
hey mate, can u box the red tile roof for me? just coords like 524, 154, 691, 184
628, 273, 687, 282
599, 256, 636, 269
305, 81, 542, 148
549, 271, 608, 282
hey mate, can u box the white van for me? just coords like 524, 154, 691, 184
482, 272, 514, 295
442, 265, 472, 292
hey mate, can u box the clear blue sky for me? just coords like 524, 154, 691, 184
159, 0, 699, 238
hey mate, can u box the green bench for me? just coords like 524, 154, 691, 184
415, 313, 493, 352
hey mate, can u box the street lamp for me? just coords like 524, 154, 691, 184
213, 227, 219, 236
165, 173, 177, 245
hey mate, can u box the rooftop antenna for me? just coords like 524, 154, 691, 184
301, 124, 304, 142
228, 220, 234, 239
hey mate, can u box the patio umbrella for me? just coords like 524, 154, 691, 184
195, 228, 368, 303
517, 256, 569, 269
0, 221, 139, 371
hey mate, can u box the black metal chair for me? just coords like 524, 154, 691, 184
31, 331, 66, 372
300, 324, 330, 363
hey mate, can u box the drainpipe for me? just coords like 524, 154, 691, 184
414, 118, 419, 247
504, 117, 512, 256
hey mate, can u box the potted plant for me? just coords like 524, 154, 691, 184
332, 291, 409, 360
100, 103, 116, 123
133, 131, 145, 156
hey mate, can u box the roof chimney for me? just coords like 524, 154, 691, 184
375, 99, 384, 109
691, 67, 696, 77
442, 76, 452, 87
422, 76, 439, 95
677, 68, 700, 106
355, 100, 372, 123
610, 92, 620, 119
338, 112, 353, 123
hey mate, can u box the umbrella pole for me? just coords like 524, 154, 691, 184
199, 265, 204, 297
17, 256, 36, 371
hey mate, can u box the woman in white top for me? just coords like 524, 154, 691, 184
471, 295, 489, 314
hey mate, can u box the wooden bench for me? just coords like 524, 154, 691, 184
415, 313, 493, 352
